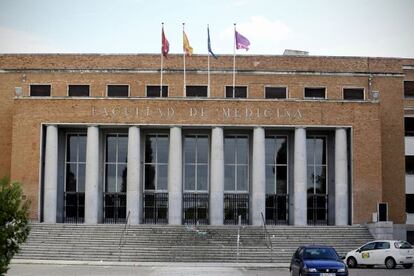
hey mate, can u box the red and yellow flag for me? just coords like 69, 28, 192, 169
183, 31, 193, 56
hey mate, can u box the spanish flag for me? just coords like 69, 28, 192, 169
183, 31, 193, 56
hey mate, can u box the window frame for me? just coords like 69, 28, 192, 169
103, 133, 128, 193
29, 84, 52, 97
106, 84, 130, 98
342, 87, 365, 101
264, 86, 288, 99
224, 134, 250, 193
146, 85, 169, 98
404, 81, 414, 99
143, 133, 169, 192
186, 85, 208, 98
224, 86, 248, 99
265, 135, 289, 195
304, 86, 327, 100
64, 132, 87, 193
67, 84, 91, 97
306, 135, 329, 195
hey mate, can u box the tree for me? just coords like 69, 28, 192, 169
0, 177, 30, 275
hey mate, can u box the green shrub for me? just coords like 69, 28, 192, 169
0, 177, 30, 275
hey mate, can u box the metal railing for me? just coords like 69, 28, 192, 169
183, 193, 209, 225
143, 193, 168, 224
307, 194, 328, 225
224, 194, 249, 225
118, 210, 130, 261
64, 192, 84, 223
261, 212, 273, 262
104, 192, 127, 224
265, 194, 289, 225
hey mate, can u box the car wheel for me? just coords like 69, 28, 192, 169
403, 264, 413, 269
347, 257, 357, 268
385, 257, 396, 269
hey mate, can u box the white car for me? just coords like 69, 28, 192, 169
345, 240, 414, 269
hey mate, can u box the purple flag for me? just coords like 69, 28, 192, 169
235, 30, 250, 50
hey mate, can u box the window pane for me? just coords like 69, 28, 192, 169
314, 137, 326, 165
117, 135, 128, 163
305, 87, 325, 99
224, 138, 235, 164
265, 87, 287, 99
118, 164, 127, 193
405, 81, 414, 98
276, 166, 287, 194
78, 135, 86, 162
265, 138, 275, 164
67, 135, 78, 162
307, 138, 314, 165
106, 135, 117, 163
145, 136, 156, 163
276, 138, 287, 164
147, 86, 168, 97
225, 86, 247, 98
66, 164, 77, 192
184, 137, 196, 163
314, 166, 327, 194
237, 137, 248, 165
144, 164, 156, 190
197, 165, 208, 191
406, 156, 414, 175
343, 88, 364, 100
266, 165, 275, 194
186, 86, 207, 97
30, 85, 51, 97
224, 165, 235, 191
405, 117, 414, 136
197, 136, 209, 164
407, 194, 414, 213
225, 87, 234, 98
307, 166, 314, 194
78, 164, 85, 192
107, 85, 128, 97
157, 164, 168, 190
237, 166, 248, 191
157, 136, 169, 164
68, 85, 89, 97
185, 164, 196, 191
105, 164, 117, 192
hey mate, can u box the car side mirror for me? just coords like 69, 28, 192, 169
341, 255, 346, 260
356, 249, 361, 253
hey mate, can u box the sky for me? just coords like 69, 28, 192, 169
0, 0, 413, 57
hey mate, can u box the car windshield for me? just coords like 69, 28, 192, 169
303, 248, 339, 260
395, 241, 413, 249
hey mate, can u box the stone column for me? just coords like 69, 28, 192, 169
168, 127, 182, 225
84, 126, 100, 224
335, 128, 348, 225
210, 127, 224, 225
127, 126, 141, 224
294, 127, 307, 226
252, 127, 266, 226
43, 125, 58, 223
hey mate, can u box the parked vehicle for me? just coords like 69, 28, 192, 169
345, 240, 414, 269
290, 245, 348, 276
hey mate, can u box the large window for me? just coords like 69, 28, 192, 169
147, 86, 168, 97
343, 88, 364, 100
104, 134, 128, 223
407, 194, 414, 213
143, 134, 169, 223
405, 117, 414, 136
405, 81, 414, 98
64, 133, 86, 223
307, 136, 328, 225
407, 156, 414, 175
186, 86, 207, 97
107, 85, 129, 97
265, 87, 287, 99
225, 86, 247, 98
30, 84, 51, 97
304, 87, 326, 99
265, 136, 288, 224
68, 85, 90, 97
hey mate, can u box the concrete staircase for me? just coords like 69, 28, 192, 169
15, 223, 373, 263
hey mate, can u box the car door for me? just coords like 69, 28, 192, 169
355, 242, 376, 265
290, 248, 303, 275
373, 241, 391, 264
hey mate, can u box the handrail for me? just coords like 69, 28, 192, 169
118, 210, 131, 261
261, 212, 273, 262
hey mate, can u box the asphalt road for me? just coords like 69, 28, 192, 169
6, 264, 414, 276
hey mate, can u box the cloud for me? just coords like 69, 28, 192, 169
218, 16, 292, 54
0, 26, 68, 53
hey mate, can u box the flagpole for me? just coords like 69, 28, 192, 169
207, 25, 211, 97
160, 22, 164, 97
183, 23, 186, 96
233, 23, 236, 97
